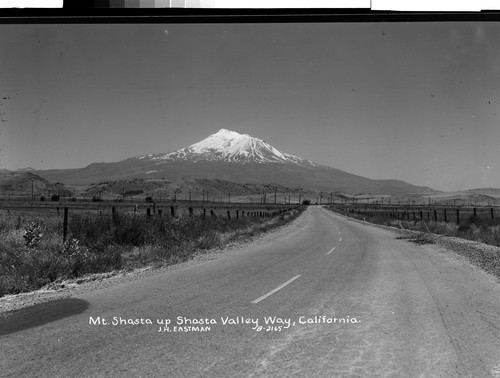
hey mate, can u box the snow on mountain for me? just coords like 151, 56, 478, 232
15, 167, 36, 172
138, 129, 316, 167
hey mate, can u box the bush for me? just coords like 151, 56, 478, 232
40, 195, 46, 202
92, 195, 103, 202
0, 206, 306, 297
145, 196, 154, 203
51, 194, 60, 202
302, 199, 311, 205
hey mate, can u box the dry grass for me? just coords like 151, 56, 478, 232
0, 206, 304, 297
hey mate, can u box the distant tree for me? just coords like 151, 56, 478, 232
145, 196, 154, 203
92, 195, 103, 202
302, 199, 311, 205
71, 197, 77, 202
40, 195, 46, 202
51, 194, 60, 202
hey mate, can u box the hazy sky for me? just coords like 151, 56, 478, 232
1, 22, 499, 191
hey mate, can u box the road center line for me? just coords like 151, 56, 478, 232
326, 246, 336, 255
251, 275, 301, 304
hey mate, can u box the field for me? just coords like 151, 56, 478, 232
0, 198, 304, 298
329, 203, 500, 247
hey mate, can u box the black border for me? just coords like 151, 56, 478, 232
0, 8, 500, 24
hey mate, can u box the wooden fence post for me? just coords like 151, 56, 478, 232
434, 209, 437, 222
473, 208, 477, 218
112, 206, 116, 223
189, 207, 193, 216
227, 210, 231, 220
236, 210, 239, 219
444, 209, 447, 223
456, 209, 460, 225
491, 208, 495, 220
63, 207, 68, 243
158, 209, 162, 216
203, 208, 206, 218
147, 208, 151, 217
171, 206, 175, 217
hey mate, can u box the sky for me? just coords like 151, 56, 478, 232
1, 21, 499, 192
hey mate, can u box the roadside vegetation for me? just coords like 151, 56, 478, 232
332, 209, 500, 247
0, 206, 304, 298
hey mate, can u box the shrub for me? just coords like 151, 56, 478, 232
51, 194, 60, 202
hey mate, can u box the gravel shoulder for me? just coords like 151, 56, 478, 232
336, 210, 500, 283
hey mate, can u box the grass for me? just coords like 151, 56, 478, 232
0, 206, 304, 298
331, 208, 500, 247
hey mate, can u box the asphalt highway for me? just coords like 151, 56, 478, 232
2, 206, 500, 377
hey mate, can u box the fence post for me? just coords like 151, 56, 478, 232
491, 208, 495, 220
171, 206, 175, 217
236, 210, 239, 219
158, 209, 162, 216
63, 207, 68, 243
456, 208, 460, 225
112, 206, 116, 223
227, 210, 231, 220
434, 209, 437, 222
419, 210, 423, 220
147, 208, 151, 217
473, 208, 477, 218
210, 210, 215, 217
203, 208, 206, 218
189, 207, 193, 216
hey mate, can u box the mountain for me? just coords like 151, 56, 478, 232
141, 129, 315, 167
35, 129, 433, 195
0, 171, 72, 198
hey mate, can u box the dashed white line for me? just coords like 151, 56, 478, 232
251, 275, 301, 304
326, 247, 336, 255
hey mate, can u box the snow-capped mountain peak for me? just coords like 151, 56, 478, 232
138, 129, 316, 166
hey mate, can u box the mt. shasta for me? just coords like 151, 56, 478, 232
36, 129, 432, 194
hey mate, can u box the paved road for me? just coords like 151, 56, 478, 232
2, 206, 500, 377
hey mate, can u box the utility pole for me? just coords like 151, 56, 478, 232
274, 187, 277, 204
